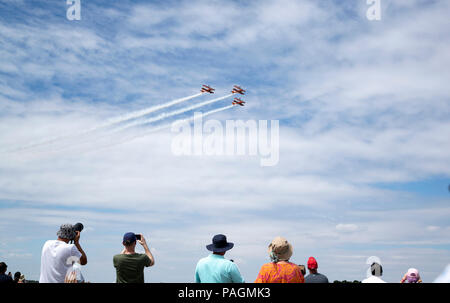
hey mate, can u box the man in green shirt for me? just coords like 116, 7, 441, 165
113, 232, 155, 283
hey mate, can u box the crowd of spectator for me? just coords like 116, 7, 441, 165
1, 224, 447, 284
0, 262, 26, 283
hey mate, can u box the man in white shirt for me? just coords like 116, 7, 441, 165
362, 262, 386, 283
39, 224, 88, 283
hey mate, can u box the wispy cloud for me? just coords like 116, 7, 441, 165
0, 0, 449, 282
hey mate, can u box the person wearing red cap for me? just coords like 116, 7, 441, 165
305, 257, 329, 283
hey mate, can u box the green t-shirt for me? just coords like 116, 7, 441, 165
113, 253, 151, 283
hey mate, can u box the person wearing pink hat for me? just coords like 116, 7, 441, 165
400, 268, 422, 283
305, 256, 329, 283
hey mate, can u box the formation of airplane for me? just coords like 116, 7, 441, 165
231, 85, 245, 95
232, 97, 245, 106
201, 84, 246, 106
201, 85, 215, 94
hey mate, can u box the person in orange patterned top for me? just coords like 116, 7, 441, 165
255, 237, 304, 283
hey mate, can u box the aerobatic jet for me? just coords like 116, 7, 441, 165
201, 85, 215, 94
231, 85, 246, 95
232, 97, 245, 106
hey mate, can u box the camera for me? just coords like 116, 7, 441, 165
73, 223, 84, 233
135, 234, 141, 241
69, 223, 84, 242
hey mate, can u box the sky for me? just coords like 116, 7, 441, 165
0, 0, 449, 283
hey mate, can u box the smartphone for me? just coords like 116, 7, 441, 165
135, 234, 141, 241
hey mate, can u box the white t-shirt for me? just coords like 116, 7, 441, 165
39, 240, 82, 283
362, 275, 387, 283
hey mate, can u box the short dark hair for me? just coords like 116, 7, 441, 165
123, 240, 136, 247
371, 262, 383, 276
0, 262, 7, 274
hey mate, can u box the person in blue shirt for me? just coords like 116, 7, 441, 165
195, 234, 245, 283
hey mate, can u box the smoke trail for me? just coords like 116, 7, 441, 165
45, 94, 233, 153
170, 104, 235, 129
9, 92, 203, 153
90, 104, 235, 151
124, 104, 235, 143
100, 92, 204, 127
111, 94, 233, 133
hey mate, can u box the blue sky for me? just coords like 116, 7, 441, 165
0, 0, 449, 282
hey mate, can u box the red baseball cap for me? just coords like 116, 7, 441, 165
307, 257, 318, 269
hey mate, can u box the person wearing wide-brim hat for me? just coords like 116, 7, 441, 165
195, 234, 245, 283
255, 237, 305, 283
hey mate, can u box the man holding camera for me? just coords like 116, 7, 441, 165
113, 232, 155, 283
39, 223, 87, 283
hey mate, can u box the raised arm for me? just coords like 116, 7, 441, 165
138, 234, 155, 266
74, 231, 87, 265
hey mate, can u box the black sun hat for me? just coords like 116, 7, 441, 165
206, 234, 234, 253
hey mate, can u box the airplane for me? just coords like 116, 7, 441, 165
201, 85, 215, 94
231, 85, 246, 95
232, 97, 245, 106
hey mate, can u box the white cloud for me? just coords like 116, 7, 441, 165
0, 0, 449, 283
426, 226, 440, 232
336, 224, 359, 233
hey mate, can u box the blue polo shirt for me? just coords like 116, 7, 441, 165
195, 254, 245, 283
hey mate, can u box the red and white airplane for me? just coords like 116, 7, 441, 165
201, 85, 215, 94
232, 97, 245, 106
231, 85, 246, 95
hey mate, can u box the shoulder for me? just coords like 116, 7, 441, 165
138, 253, 150, 261
196, 256, 211, 266
54, 240, 72, 250
318, 273, 329, 281
259, 262, 275, 270
362, 276, 381, 283
205, 257, 235, 270
48, 240, 73, 252
42, 239, 55, 248
224, 259, 239, 270
195, 257, 209, 272
114, 253, 129, 262
286, 262, 301, 269
67, 243, 81, 255
113, 254, 121, 260
113, 254, 122, 265
0, 274, 12, 281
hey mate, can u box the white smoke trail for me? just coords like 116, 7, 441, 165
44, 94, 233, 153
100, 92, 204, 127
111, 94, 234, 133
170, 104, 235, 129
90, 104, 236, 151
8, 92, 203, 153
